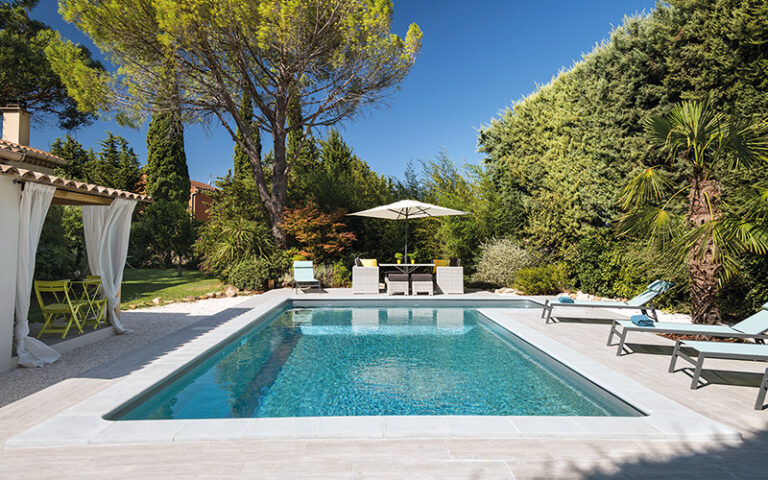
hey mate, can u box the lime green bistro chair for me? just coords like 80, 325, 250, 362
71, 276, 108, 330
34, 280, 87, 339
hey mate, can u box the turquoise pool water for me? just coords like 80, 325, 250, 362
113, 306, 640, 419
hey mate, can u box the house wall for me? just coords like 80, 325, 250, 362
190, 190, 214, 222
0, 176, 20, 372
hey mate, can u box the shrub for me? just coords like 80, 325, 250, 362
332, 261, 351, 287
268, 250, 292, 280
35, 244, 76, 280
228, 256, 271, 290
514, 263, 569, 295
472, 237, 535, 287
314, 261, 351, 288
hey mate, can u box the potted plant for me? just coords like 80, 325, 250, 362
394, 252, 403, 264
407, 253, 416, 264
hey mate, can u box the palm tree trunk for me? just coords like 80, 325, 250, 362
687, 173, 721, 325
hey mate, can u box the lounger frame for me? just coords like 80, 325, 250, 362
608, 321, 768, 356
669, 340, 768, 410
541, 299, 658, 324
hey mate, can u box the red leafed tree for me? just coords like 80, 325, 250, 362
282, 201, 356, 263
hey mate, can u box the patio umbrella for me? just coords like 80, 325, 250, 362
348, 199, 469, 260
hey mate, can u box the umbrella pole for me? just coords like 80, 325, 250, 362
404, 214, 409, 261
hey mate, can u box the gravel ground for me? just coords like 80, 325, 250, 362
0, 295, 249, 408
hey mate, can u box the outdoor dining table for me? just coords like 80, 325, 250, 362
379, 263, 435, 274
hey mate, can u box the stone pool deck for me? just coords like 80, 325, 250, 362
1, 289, 767, 479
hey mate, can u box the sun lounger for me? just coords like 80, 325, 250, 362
669, 340, 768, 410
292, 261, 321, 292
541, 280, 674, 323
608, 302, 768, 355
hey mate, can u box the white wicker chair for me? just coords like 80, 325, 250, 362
352, 266, 380, 294
436, 267, 463, 294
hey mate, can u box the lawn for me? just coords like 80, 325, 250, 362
120, 268, 227, 308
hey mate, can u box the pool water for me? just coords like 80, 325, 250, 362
114, 307, 640, 419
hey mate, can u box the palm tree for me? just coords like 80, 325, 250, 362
620, 101, 768, 324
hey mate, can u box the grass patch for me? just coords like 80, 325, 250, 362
121, 268, 227, 308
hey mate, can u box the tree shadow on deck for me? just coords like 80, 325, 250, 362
75, 307, 251, 380
573, 427, 768, 479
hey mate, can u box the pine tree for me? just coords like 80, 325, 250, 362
233, 94, 260, 183
77, 132, 141, 191
145, 105, 190, 203
50, 135, 95, 181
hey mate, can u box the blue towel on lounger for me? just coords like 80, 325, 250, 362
557, 296, 575, 303
631, 315, 654, 327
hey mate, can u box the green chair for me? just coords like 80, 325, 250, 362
541, 280, 674, 323
35, 280, 87, 339
71, 276, 108, 330
608, 301, 768, 356
292, 261, 321, 292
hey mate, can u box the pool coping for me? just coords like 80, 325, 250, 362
5, 295, 740, 448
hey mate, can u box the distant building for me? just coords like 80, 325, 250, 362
189, 180, 217, 222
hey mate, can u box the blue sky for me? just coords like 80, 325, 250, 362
28, 0, 656, 183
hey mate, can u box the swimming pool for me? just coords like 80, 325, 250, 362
111, 304, 640, 420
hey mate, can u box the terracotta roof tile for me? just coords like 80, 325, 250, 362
0, 164, 152, 203
190, 180, 217, 192
0, 139, 67, 167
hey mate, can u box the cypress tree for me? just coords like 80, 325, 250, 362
145, 104, 190, 203
233, 94, 261, 183
83, 132, 141, 192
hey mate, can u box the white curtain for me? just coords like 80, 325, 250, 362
14, 183, 60, 367
82, 198, 137, 334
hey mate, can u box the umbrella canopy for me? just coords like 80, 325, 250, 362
349, 200, 469, 259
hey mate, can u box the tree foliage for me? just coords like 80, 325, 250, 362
131, 200, 196, 274
145, 100, 190, 203
51, 132, 142, 192
52, 0, 422, 243
0, 0, 100, 128
233, 94, 260, 184
619, 101, 768, 324
478, 0, 768, 318
282, 200, 356, 264
195, 174, 275, 278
